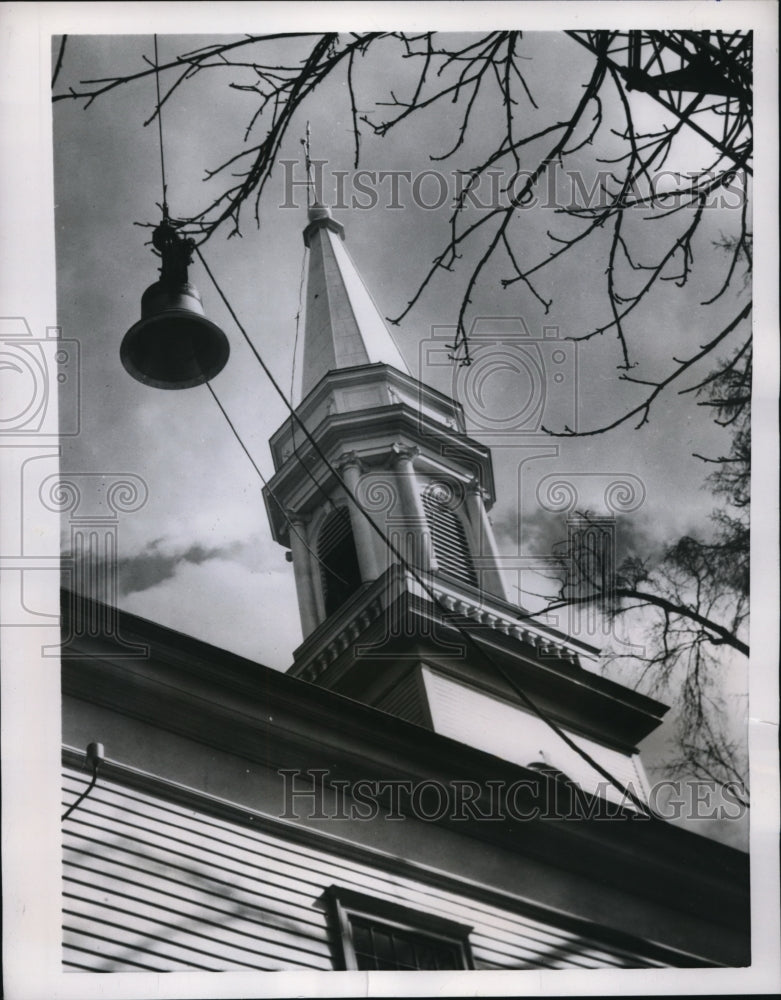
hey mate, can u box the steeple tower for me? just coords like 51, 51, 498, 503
263, 203, 666, 809
266, 202, 513, 637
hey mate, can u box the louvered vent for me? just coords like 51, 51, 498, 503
318, 507, 362, 616
421, 488, 478, 587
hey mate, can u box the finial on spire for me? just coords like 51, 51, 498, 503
300, 121, 341, 243
301, 121, 332, 223
301, 121, 317, 210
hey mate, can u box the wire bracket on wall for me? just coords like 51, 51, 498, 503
62, 742, 104, 822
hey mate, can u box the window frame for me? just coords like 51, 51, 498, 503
325, 886, 475, 971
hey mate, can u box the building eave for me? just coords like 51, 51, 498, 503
285, 566, 667, 750
60, 588, 748, 937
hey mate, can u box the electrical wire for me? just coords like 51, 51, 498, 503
195, 246, 655, 818
303, 121, 313, 209
147, 55, 354, 614
289, 242, 308, 405
286, 133, 344, 521
198, 245, 654, 816
153, 35, 169, 218
204, 381, 351, 588
286, 242, 344, 519
62, 759, 100, 822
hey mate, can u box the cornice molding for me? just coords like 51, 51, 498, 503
264, 404, 496, 545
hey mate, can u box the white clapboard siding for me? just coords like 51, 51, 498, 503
62, 768, 666, 972
65, 879, 328, 967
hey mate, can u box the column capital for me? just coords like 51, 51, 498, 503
284, 508, 309, 529
466, 475, 487, 499
390, 442, 420, 467
335, 450, 365, 475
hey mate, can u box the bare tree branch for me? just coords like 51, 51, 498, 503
51, 35, 68, 89
53, 31, 752, 414
544, 300, 752, 436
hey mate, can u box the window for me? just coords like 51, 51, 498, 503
421, 484, 477, 587
318, 507, 363, 616
327, 887, 474, 971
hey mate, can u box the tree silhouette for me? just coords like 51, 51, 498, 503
544, 338, 751, 794
53, 30, 752, 432
53, 30, 754, 796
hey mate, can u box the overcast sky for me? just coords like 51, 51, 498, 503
51, 28, 755, 845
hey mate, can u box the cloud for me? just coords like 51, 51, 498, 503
63, 533, 301, 668
64, 536, 252, 598
118, 540, 246, 595
492, 504, 665, 567
120, 556, 301, 669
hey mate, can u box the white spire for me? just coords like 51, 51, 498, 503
295, 204, 410, 403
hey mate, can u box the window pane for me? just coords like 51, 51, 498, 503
372, 928, 396, 969
351, 919, 376, 970
393, 935, 416, 970
352, 922, 371, 952
347, 914, 465, 971
415, 941, 440, 970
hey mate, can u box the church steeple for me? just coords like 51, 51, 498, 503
261, 202, 665, 809
265, 200, 513, 640
296, 203, 410, 402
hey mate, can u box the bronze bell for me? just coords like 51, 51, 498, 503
120, 220, 230, 389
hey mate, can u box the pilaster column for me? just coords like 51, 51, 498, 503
286, 510, 320, 636
390, 443, 437, 572
336, 452, 380, 581
464, 477, 514, 602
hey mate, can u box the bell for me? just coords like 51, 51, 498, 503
120, 217, 230, 389
120, 279, 230, 389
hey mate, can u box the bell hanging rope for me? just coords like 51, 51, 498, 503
120, 219, 230, 389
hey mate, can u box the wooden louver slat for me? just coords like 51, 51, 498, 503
421, 489, 478, 587
318, 507, 352, 555
317, 506, 363, 615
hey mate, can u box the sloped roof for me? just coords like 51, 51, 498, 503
297, 204, 410, 402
